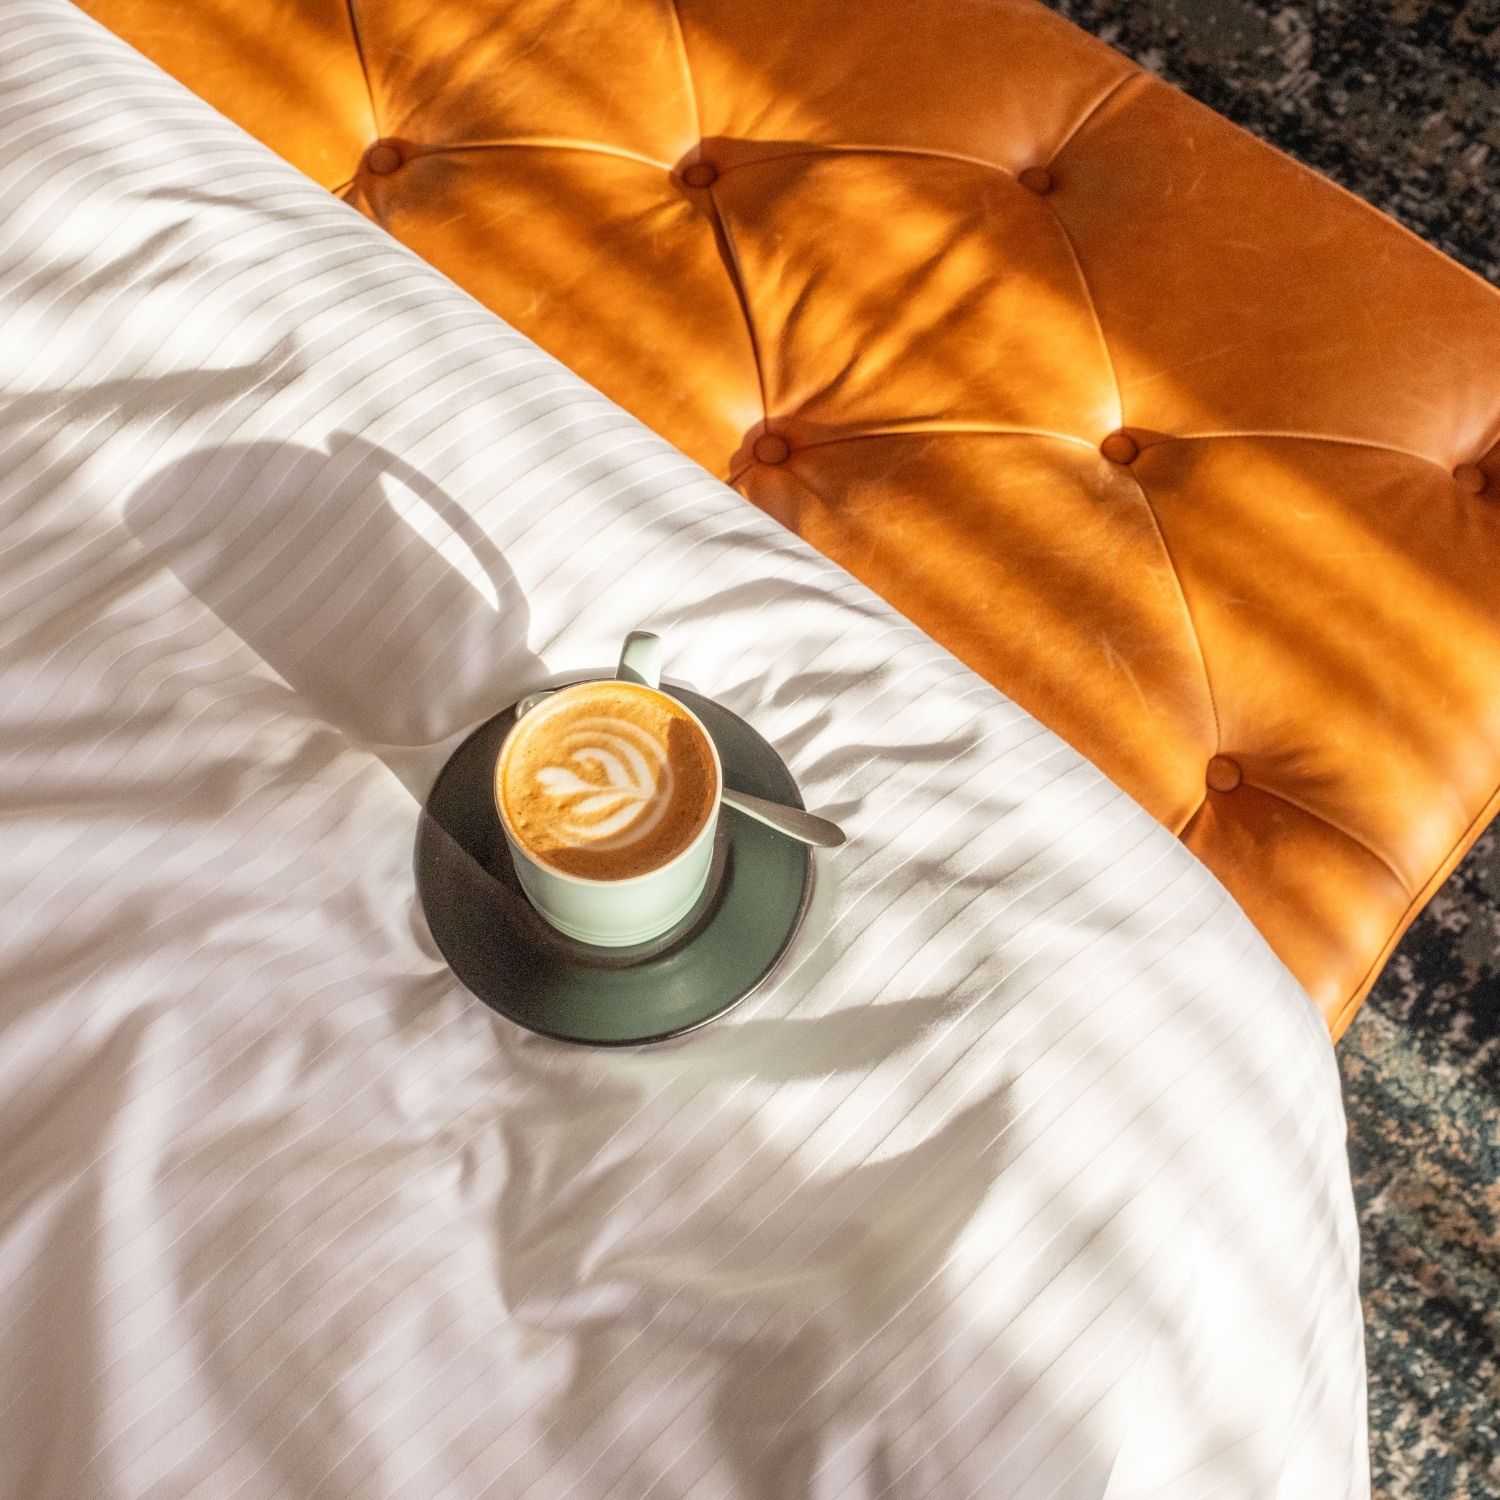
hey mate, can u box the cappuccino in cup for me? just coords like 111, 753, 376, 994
498, 681, 717, 881
494, 637, 724, 947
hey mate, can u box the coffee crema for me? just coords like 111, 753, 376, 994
498, 682, 718, 880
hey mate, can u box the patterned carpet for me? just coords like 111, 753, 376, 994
1040, 3, 1500, 1495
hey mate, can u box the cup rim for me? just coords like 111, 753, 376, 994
493, 679, 723, 888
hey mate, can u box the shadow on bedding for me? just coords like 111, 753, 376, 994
124, 434, 540, 800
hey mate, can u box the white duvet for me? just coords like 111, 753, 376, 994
0, 4, 1367, 1496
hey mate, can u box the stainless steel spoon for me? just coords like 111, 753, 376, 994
512, 689, 846, 848
716, 785, 845, 847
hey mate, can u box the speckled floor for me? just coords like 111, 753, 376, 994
1038, 3, 1500, 1495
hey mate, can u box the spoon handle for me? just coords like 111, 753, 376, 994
721, 787, 846, 848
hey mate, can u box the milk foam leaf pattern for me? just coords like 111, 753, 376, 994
532, 715, 676, 850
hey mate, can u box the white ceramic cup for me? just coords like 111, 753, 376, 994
494, 633, 723, 946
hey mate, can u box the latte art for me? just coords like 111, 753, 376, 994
498, 681, 719, 880
532, 714, 676, 849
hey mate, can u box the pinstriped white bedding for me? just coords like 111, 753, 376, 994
0, 4, 1368, 1496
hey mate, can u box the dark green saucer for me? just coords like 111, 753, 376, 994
415, 681, 812, 1045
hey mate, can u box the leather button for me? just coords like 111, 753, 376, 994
1206, 755, 1243, 793
681, 161, 718, 188
364, 141, 403, 176
1453, 462, 1488, 495
753, 433, 791, 466
1018, 166, 1054, 195
1100, 431, 1139, 465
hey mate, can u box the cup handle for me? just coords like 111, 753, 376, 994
616, 631, 662, 689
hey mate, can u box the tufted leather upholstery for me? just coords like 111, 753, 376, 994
77, 0, 1500, 1036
